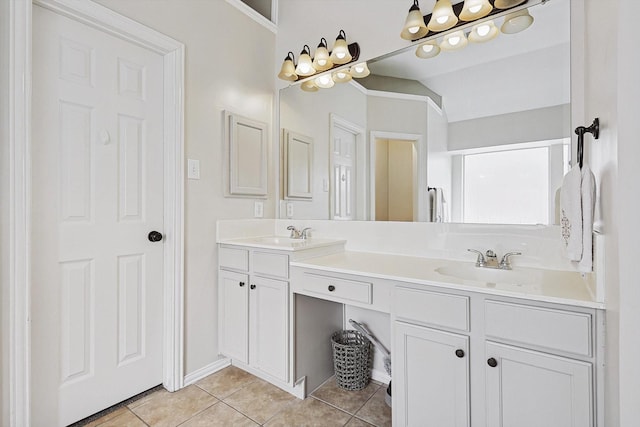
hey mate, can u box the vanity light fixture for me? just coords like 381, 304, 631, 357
314, 73, 335, 89
501, 9, 534, 34
295, 45, 315, 76
350, 62, 371, 78
332, 69, 353, 83
312, 38, 333, 71
301, 80, 319, 92
494, 0, 526, 9
277, 52, 298, 81
401, 0, 429, 40
468, 20, 499, 42
329, 30, 353, 64
440, 30, 468, 51
427, 0, 458, 32
415, 40, 441, 58
277, 30, 361, 86
459, 0, 492, 21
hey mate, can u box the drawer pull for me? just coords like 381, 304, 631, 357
487, 357, 498, 368
455, 349, 465, 358
239, 282, 245, 287
250, 284, 256, 290
328, 285, 336, 292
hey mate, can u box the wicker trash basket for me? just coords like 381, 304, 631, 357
331, 330, 372, 391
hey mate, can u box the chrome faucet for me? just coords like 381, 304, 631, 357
287, 226, 312, 240
287, 226, 302, 239
468, 249, 521, 270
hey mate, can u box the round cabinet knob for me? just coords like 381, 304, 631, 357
487, 357, 498, 368
250, 284, 256, 289
455, 349, 465, 358
328, 285, 335, 292
239, 282, 245, 287
148, 231, 163, 242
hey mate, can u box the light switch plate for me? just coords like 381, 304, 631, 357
254, 201, 264, 218
187, 159, 200, 179
286, 202, 294, 218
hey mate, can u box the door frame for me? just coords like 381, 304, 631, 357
369, 130, 427, 222
8, 0, 185, 425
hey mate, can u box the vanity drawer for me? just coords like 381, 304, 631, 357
301, 273, 372, 305
394, 286, 469, 332
253, 251, 289, 279
484, 300, 592, 356
219, 247, 249, 271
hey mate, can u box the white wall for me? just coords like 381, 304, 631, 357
576, 0, 620, 424
1, 1, 10, 424
279, 82, 367, 219
616, 2, 640, 426
94, 0, 276, 375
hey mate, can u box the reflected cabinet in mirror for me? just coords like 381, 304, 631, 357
279, 0, 570, 225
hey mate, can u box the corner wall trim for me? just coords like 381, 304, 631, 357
183, 358, 232, 386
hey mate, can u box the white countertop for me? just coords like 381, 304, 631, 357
218, 236, 346, 252
291, 251, 602, 309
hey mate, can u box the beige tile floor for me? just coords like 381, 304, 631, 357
82, 366, 391, 427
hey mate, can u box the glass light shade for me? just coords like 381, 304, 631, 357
314, 74, 335, 89
277, 53, 298, 81
494, 0, 526, 9
401, 1, 428, 40
301, 80, 319, 92
295, 45, 315, 76
332, 69, 352, 83
468, 20, 499, 43
415, 40, 441, 58
459, 0, 492, 21
350, 62, 370, 78
440, 30, 468, 51
312, 38, 333, 71
330, 31, 352, 65
501, 9, 534, 34
427, 0, 458, 32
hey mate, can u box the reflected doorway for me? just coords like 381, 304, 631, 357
370, 131, 426, 222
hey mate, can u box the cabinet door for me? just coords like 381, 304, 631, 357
250, 276, 289, 382
393, 321, 470, 427
485, 342, 593, 427
219, 270, 249, 363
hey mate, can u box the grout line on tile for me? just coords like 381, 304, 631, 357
174, 400, 221, 427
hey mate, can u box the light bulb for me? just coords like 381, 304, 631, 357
355, 65, 365, 73
422, 44, 434, 53
336, 52, 346, 59
299, 63, 311, 74
469, 4, 482, 13
409, 26, 420, 34
477, 24, 490, 36
317, 59, 327, 66
436, 15, 449, 24
449, 36, 460, 46
318, 75, 331, 85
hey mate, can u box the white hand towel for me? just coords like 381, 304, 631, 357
560, 166, 583, 261
578, 165, 596, 272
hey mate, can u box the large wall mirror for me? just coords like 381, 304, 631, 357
279, 0, 570, 225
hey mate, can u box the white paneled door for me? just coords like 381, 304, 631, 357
32, 5, 165, 426
331, 125, 357, 220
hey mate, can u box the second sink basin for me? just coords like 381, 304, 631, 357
436, 264, 538, 286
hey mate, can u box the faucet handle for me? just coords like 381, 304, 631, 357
499, 252, 522, 270
467, 249, 486, 267
286, 225, 301, 239
301, 227, 312, 239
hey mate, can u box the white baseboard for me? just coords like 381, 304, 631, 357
183, 358, 231, 386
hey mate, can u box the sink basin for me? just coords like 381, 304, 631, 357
435, 264, 537, 286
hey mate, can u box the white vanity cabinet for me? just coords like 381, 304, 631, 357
483, 300, 595, 427
392, 285, 601, 427
218, 245, 289, 383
